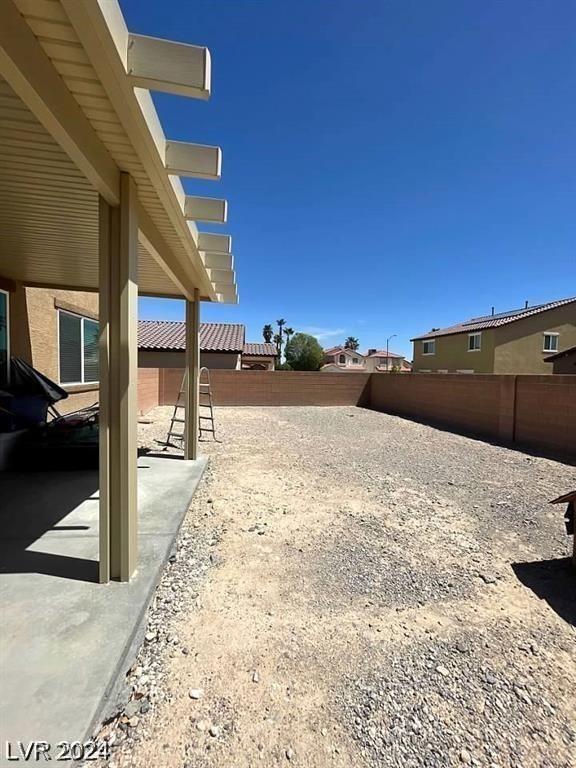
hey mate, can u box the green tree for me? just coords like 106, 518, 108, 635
285, 333, 324, 371
344, 336, 359, 350
262, 324, 273, 343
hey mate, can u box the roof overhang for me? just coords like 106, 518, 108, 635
0, 0, 238, 304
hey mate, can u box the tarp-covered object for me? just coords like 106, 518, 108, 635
5, 357, 68, 403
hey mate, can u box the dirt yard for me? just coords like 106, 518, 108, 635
99, 406, 575, 768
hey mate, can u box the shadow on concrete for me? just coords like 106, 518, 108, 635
0, 470, 99, 583
512, 557, 576, 627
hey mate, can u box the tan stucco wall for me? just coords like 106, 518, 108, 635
412, 329, 496, 373
493, 303, 576, 374
6, 284, 100, 412
139, 349, 241, 369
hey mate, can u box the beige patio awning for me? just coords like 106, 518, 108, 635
0, 0, 238, 304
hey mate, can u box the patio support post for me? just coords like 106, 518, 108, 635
98, 173, 139, 582
184, 289, 200, 461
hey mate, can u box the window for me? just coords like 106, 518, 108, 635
422, 339, 436, 355
58, 310, 99, 384
0, 289, 8, 386
543, 333, 559, 353
419, 369, 431, 373
352, 357, 359, 364
338, 354, 346, 364
468, 332, 481, 351
456, 369, 474, 374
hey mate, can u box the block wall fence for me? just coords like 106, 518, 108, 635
137, 369, 575, 460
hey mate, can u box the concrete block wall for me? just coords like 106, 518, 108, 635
137, 368, 575, 460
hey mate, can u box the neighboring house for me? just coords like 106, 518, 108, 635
322, 345, 408, 372
242, 343, 277, 370
138, 320, 275, 370
411, 297, 576, 374
1, 283, 100, 412
323, 346, 365, 370
545, 345, 576, 374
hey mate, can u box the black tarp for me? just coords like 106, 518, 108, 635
1, 357, 68, 404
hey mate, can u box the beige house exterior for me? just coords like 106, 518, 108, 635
322, 346, 409, 372
412, 298, 576, 374
3, 284, 101, 413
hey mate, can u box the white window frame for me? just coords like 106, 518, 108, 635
0, 288, 9, 384
422, 339, 436, 355
468, 332, 481, 352
57, 309, 99, 386
542, 332, 559, 353
338, 354, 346, 364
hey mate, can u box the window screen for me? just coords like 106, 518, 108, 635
59, 312, 82, 384
83, 319, 99, 382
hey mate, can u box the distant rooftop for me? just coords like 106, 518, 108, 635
243, 343, 277, 357
138, 320, 245, 353
412, 297, 576, 341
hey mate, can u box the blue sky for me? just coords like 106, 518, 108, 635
126, 0, 576, 359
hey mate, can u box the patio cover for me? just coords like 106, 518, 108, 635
0, 0, 238, 580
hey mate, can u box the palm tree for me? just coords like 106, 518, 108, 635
344, 336, 360, 350
276, 318, 286, 359
262, 324, 273, 343
283, 326, 295, 349
273, 333, 282, 359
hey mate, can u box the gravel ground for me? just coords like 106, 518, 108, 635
93, 406, 575, 768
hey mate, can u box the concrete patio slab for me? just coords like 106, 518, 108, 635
0, 454, 207, 764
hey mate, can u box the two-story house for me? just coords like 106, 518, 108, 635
411, 297, 576, 374
322, 346, 410, 372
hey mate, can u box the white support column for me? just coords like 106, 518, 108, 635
184, 289, 200, 461
99, 173, 139, 582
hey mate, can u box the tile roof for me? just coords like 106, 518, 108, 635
365, 350, 403, 358
138, 320, 245, 352
243, 343, 277, 357
411, 297, 576, 341
324, 346, 364, 358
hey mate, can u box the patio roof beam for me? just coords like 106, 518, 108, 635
0, 0, 120, 205
184, 196, 228, 224
197, 233, 232, 254
138, 205, 196, 301
213, 283, 238, 303
201, 252, 234, 271
207, 269, 236, 285
127, 34, 211, 99
165, 141, 222, 180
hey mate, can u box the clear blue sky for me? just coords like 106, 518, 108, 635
126, 0, 576, 359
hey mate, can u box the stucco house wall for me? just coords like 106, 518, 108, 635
138, 349, 241, 369
6, 283, 100, 412
493, 304, 576, 374
413, 329, 496, 373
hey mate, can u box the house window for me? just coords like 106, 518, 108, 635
352, 357, 359, 364
543, 333, 559, 353
58, 310, 99, 385
338, 354, 346, 364
422, 339, 436, 355
468, 332, 481, 351
0, 289, 9, 386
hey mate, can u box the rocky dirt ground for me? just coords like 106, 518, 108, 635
94, 406, 575, 768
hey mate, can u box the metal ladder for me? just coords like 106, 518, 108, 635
198, 366, 216, 440
162, 367, 216, 450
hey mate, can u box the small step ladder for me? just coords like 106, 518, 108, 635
161, 367, 216, 450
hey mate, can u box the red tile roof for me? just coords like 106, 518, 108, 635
412, 297, 576, 341
138, 320, 245, 352
243, 343, 277, 357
